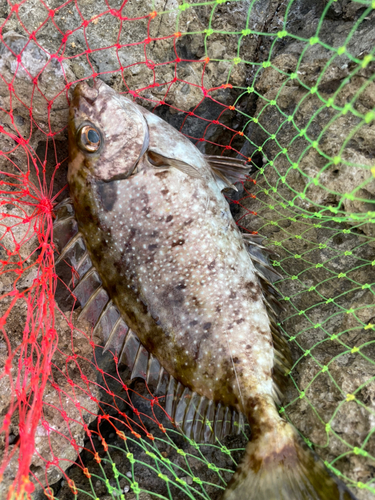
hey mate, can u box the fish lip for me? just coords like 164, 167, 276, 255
73, 81, 99, 104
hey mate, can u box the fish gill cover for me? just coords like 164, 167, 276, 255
0, 0, 374, 499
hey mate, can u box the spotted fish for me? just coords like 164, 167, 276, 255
53, 79, 357, 500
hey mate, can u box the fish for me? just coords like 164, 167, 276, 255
53, 79, 358, 500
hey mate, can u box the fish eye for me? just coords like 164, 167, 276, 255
77, 124, 101, 153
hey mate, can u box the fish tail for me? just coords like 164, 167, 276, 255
223, 416, 357, 500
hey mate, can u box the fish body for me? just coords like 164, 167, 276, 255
63, 80, 357, 500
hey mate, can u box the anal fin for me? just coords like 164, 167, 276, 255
103, 317, 129, 357
120, 329, 140, 370
72, 269, 102, 308
131, 345, 149, 380
78, 287, 109, 328
242, 228, 293, 407
155, 367, 169, 396
174, 387, 192, 429
146, 354, 161, 388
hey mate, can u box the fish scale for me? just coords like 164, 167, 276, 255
58, 79, 358, 500
53, 198, 245, 441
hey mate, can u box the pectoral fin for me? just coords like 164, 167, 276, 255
147, 151, 204, 179
205, 154, 252, 191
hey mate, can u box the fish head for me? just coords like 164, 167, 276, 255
68, 79, 149, 183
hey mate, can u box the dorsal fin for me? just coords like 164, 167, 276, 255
242, 230, 292, 404
204, 155, 252, 191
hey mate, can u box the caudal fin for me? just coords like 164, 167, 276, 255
222, 421, 357, 500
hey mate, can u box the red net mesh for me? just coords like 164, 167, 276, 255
0, 2, 255, 497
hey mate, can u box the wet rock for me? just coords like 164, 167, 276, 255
0, 33, 75, 146
0, 0, 374, 499
238, 3, 375, 498
0, 295, 99, 496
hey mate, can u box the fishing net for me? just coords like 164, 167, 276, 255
0, 0, 374, 498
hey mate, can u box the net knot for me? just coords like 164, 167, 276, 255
23, 477, 35, 494
11, 4, 19, 13
44, 487, 54, 500
116, 430, 126, 440
175, 32, 181, 38
68, 479, 77, 494
60, 410, 68, 421
82, 19, 89, 27
48, 9, 55, 17
149, 11, 157, 18
48, 457, 59, 467
37, 196, 54, 216
4, 358, 12, 374
2, 412, 11, 430
158, 473, 169, 482
94, 452, 101, 463
83, 467, 91, 478
41, 420, 50, 432
131, 482, 140, 493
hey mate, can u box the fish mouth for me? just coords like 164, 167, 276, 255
73, 81, 100, 105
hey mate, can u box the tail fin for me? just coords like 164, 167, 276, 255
222, 421, 357, 500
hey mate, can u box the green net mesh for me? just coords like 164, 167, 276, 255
0, 0, 374, 499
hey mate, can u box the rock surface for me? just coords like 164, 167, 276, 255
0, 0, 374, 499
237, 1, 375, 498
0, 293, 100, 496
